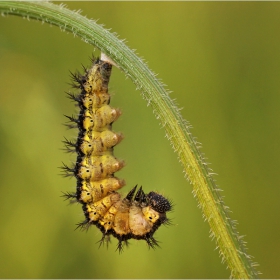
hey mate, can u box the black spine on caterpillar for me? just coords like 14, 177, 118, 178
62, 57, 172, 252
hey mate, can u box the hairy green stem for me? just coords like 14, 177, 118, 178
0, 1, 259, 278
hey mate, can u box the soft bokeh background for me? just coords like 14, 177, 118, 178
0, 2, 279, 278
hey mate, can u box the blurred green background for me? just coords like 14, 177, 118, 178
0, 1, 280, 278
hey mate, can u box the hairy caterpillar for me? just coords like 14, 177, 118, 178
62, 57, 172, 252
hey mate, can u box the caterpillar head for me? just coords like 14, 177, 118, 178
147, 192, 172, 213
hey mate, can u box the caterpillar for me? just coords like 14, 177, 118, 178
61, 56, 172, 252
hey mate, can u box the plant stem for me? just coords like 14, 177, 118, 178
0, 1, 259, 278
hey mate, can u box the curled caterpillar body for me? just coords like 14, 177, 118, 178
62, 57, 172, 252
80, 185, 171, 251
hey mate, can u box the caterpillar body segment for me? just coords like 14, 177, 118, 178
79, 178, 125, 204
